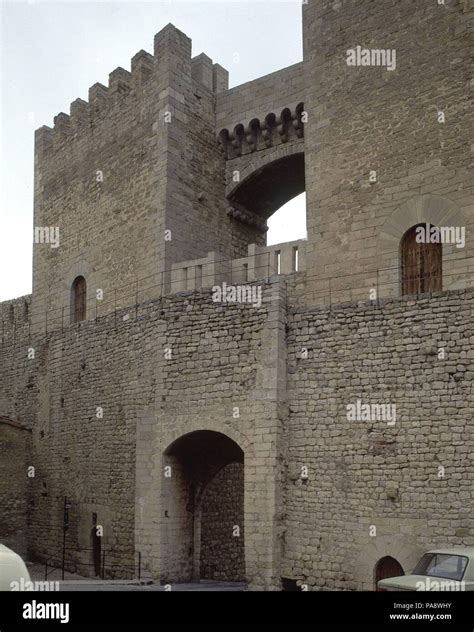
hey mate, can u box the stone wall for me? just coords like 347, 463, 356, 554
32, 45, 165, 331
0, 297, 36, 424
153, 28, 252, 268
31, 24, 259, 336
135, 282, 286, 590
0, 298, 35, 558
1, 1, 472, 590
0, 283, 285, 588
1, 279, 473, 588
1, 298, 140, 576
216, 62, 306, 134
200, 462, 245, 581
0, 418, 31, 558
303, 0, 474, 303
283, 286, 474, 590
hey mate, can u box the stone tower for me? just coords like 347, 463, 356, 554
1, 0, 472, 595
302, 0, 473, 303
31, 24, 266, 332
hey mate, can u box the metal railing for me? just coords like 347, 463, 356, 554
42, 548, 142, 582
1, 251, 473, 342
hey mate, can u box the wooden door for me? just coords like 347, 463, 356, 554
375, 556, 404, 590
401, 224, 442, 295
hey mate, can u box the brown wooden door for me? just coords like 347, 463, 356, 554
401, 224, 442, 295
375, 556, 404, 590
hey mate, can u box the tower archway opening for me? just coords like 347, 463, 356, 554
267, 192, 307, 246
228, 151, 306, 248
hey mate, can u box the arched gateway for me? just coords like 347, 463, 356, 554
160, 430, 245, 584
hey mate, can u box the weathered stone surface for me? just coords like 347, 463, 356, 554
0, 1, 472, 591
0, 417, 31, 558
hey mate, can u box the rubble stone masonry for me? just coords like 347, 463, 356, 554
0, 0, 472, 590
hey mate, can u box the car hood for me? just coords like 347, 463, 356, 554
378, 575, 466, 591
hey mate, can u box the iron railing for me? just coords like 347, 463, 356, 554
1, 252, 473, 342
42, 548, 142, 582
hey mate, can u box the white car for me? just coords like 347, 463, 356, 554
0, 544, 31, 591
378, 548, 474, 591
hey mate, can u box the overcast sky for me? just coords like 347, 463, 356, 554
0, 0, 306, 301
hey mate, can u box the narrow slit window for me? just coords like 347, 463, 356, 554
293, 247, 299, 272
195, 265, 203, 288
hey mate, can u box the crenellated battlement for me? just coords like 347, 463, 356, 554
32, 23, 237, 338
70, 98, 88, 124
131, 49, 154, 86
108, 67, 132, 95
36, 24, 229, 156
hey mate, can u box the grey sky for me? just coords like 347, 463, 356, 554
0, 0, 305, 301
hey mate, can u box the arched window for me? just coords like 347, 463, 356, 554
400, 224, 442, 295
71, 276, 87, 323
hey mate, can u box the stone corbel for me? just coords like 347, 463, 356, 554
276, 116, 289, 143
292, 113, 304, 139
245, 125, 258, 153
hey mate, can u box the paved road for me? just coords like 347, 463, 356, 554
59, 580, 247, 591
28, 562, 246, 591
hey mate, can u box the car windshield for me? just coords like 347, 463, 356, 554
413, 553, 468, 581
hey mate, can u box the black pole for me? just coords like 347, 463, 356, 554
138, 551, 141, 581
101, 549, 105, 580
62, 495, 69, 581
62, 526, 66, 580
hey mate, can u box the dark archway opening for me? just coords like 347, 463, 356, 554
375, 556, 404, 591
229, 153, 305, 222
161, 430, 245, 584
267, 192, 307, 246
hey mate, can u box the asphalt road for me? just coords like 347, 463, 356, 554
58, 580, 247, 591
